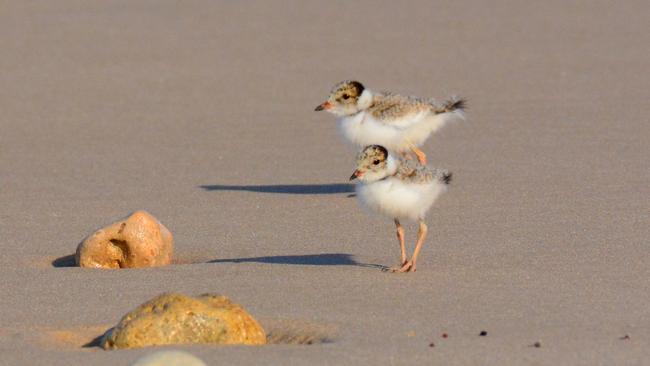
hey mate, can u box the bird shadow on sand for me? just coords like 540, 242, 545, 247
199, 183, 355, 195
208, 253, 385, 269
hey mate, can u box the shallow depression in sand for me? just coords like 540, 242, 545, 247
42, 319, 336, 350
35, 252, 210, 269
41, 325, 114, 350
263, 319, 337, 345
40, 252, 382, 269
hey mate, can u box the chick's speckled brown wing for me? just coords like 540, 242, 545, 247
395, 158, 452, 185
367, 93, 433, 124
394, 158, 435, 183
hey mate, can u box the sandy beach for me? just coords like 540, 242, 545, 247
1, 1, 649, 365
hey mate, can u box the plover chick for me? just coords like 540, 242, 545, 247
315, 80, 465, 164
350, 145, 451, 272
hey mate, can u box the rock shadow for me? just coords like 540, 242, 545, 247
199, 183, 354, 195
82, 329, 110, 348
52, 254, 76, 268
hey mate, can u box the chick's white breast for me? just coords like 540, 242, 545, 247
356, 178, 445, 221
337, 113, 414, 151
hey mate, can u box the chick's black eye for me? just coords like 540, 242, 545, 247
342, 94, 350, 100
373, 159, 381, 165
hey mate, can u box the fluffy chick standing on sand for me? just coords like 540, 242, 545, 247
315, 80, 466, 164
350, 145, 451, 272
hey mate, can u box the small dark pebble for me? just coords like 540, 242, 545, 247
620, 334, 630, 340
429, 342, 435, 347
533, 341, 541, 348
442, 333, 448, 338
479, 331, 487, 336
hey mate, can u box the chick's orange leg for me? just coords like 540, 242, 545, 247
391, 219, 407, 269
408, 220, 429, 272
391, 220, 428, 273
410, 146, 427, 165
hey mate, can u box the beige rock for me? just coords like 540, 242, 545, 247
130, 350, 206, 366
101, 293, 267, 349
75, 210, 173, 269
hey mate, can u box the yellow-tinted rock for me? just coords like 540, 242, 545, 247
101, 293, 267, 349
75, 211, 173, 269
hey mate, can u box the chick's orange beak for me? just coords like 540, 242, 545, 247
349, 170, 363, 181
315, 101, 332, 111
